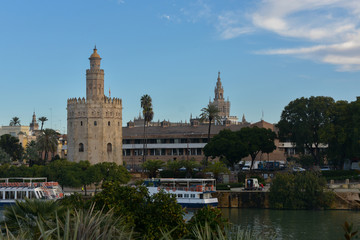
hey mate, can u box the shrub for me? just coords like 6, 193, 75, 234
269, 172, 334, 209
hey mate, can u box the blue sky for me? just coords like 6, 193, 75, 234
1, 0, 360, 133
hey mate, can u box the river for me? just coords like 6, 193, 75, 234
221, 208, 360, 240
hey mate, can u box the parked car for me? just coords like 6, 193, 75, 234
292, 166, 306, 172
320, 166, 331, 171
242, 165, 250, 171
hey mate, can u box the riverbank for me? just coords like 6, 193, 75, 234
214, 189, 360, 210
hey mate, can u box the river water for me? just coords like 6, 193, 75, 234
221, 208, 360, 240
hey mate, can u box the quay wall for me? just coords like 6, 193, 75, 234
214, 191, 360, 210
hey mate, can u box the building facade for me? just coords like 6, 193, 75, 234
67, 47, 123, 165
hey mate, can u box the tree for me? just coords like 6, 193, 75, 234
141, 94, 154, 164
0, 134, 23, 161
38, 116, 48, 131
93, 182, 187, 239
142, 159, 164, 178
204, 161, 230, 182
180, 158, 200, 178
277, 96, 335, 165
9, 116, 21, 126
238, 127, 276, 170
269, 172, 334, 209
36, 128, 58, 161
24, 140, 40, 166
2, 198, 66, 238
204, 129, 248, 169
0, 147, 11, 164
200, 103, 221, 166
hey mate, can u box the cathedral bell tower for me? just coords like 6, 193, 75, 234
86, 46, 104, 101
214, 71, 224, 100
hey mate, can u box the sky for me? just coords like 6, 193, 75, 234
1, 0, 360, 133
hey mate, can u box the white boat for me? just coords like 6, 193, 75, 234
0, 177, 64, 208
144, 178, 218, 208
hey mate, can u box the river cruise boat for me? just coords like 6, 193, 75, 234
0, 177, 64, 208
144, 178, 218, 208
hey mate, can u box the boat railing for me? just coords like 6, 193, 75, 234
156, 185, 215, 192
0, 181, 59, 188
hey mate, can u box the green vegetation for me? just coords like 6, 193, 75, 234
278, 96, 360, 168
204, 127, 276, 170
204, 161, 230, 181
38, 116, 48, 131
269, 171, 334, 209
9, 117, 21, 126
142, 159, 164, 178
0, 134, 23, 162
321, 170, 360, 181
140, 94, 154, 163
93, 182, 187, 240
0, 159, 130, 190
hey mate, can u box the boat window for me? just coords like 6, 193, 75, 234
177, 194, 183, 198
0, 191, 3, 199
184, 194, 189, 198
199, 194, 203, 199
29, 191, 36, 199
191, 194, 195, 198
5, 191, 10, 199
10, 191, 15, 199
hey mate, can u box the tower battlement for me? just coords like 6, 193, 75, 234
67, 96, 122, 106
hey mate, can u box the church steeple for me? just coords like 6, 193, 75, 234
214, 71, 224, 100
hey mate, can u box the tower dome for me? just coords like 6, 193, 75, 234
89, 46, 101, 59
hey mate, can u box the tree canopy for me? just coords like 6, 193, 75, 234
277, 96, 335, 165
0, 134, 23, 161
204, 127, 276, 170
9, 117, 21, 126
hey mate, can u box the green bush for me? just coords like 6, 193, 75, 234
269, 172, 334, 209
322, 170, 360, 181
216, 183, 244, 190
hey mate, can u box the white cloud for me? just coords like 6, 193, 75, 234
216, 11, 253, 40
249, 0, 360, 71
161, 14, 171, 20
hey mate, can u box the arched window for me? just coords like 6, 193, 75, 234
108, 121, 111, 126
107, 143, 112, 152
94, 121, 97, 126
79, 143, 84, 152
80, 121, 83, 126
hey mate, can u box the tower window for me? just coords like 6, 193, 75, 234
107, 143, 112, 152
118, 122, 120, 126
108, 121, 111, 126
80, 121, 83, 126
94, 121, 97, 126
79, 143, 84, 152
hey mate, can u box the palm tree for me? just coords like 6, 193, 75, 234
38, 116, 48, 130
36, 129, 58, 161
9, 117, 21, 126
141, 94, 154, 164
2, 198, 66, 238
200, 103, 221, 166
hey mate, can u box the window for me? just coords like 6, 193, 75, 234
184, 194, 189, 198
118, 122, 120, 126
107, 143, 112, 152
94, 121, 97, 126
108, 121, 111, 126
177, 194, 183, 198
191, 194, 195, 198
80, 121, 83, 126
79, 143, 84, 152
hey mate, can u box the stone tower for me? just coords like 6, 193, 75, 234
212, 72, 230, 119
67, 47, 123, 165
